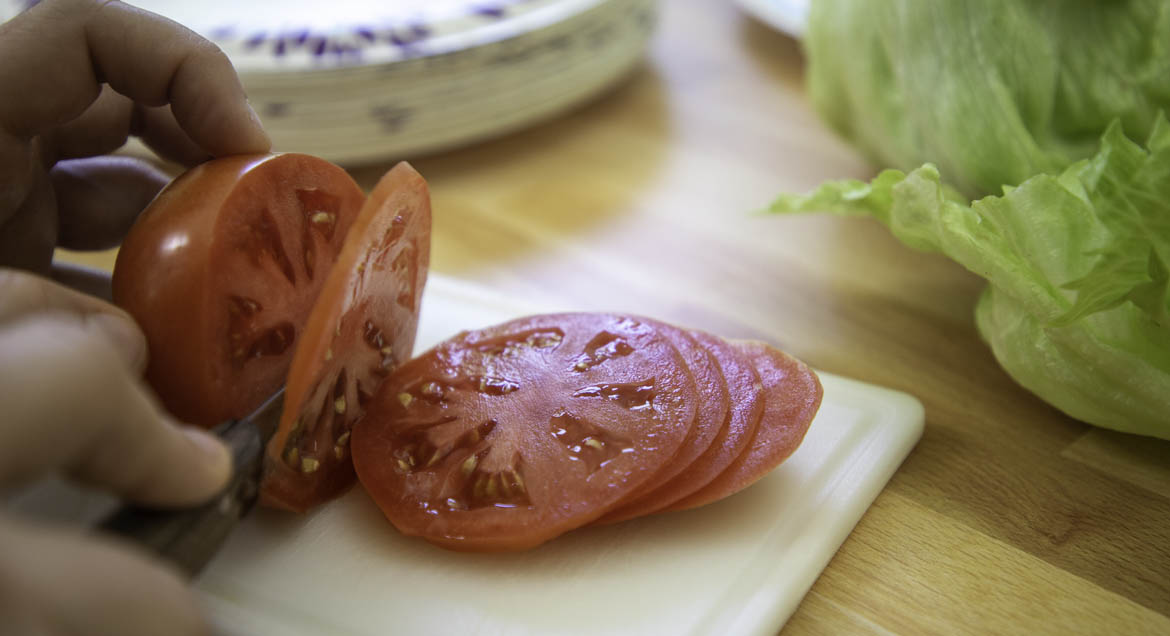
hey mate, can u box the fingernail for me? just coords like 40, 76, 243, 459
91, 312, 148, 372
183, 427, 232, 484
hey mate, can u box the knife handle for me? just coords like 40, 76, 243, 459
96, 416, 265, 578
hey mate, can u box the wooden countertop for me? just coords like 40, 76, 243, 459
64, 1, 1170, 633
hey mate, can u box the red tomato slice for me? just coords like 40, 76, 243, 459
260, 162, 431, 513
113, 154, 365, 426
596, 322, 727, 523
351, 313, 698, 551
666, 340, 822, 512
611, 329, 766, 517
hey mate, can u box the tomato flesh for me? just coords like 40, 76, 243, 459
113, 154, 364, 426
352, 313, 697, 551
260, 162, 431, 513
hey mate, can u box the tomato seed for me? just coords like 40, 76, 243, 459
461, 454, 478, 476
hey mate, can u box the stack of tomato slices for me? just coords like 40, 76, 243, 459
113, 154, 823, 551
352, 313, 823, 551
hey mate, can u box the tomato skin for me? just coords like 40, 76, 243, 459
113, 154, 365, 426
260, 162, 432, 513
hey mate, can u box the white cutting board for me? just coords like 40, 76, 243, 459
194, 274, 923, 636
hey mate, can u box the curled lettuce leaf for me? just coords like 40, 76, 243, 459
771, 120, 1170, 439
806, 0, 1170, 198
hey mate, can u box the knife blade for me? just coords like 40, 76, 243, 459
97, 388, 285, 577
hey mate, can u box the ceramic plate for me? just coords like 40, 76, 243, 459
0, 0, 656, 164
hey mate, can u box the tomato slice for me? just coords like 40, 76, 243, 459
113, 154, 365, 426
596, 322, 727, 523
608, 329, 766, 518
351, 313, 698, 551
260, 162, 431, 513
666, 340, 822, 512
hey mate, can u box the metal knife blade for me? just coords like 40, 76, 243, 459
97, 388, 285, 577
244, 386, 286, 447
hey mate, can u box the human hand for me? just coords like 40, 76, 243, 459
0, 1, 271, 633
0, 268, 233, 635
0, 0, 270, 273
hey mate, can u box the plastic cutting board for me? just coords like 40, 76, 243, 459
194, 274, 924, 635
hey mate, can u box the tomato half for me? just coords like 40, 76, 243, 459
666, 340, 822, 512
113, 154, 365, 426
351, 313, 698, 551
260, 162, 431, 513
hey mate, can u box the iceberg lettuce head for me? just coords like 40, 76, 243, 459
806, 0, 1170, 198
772, 121, 1170, 439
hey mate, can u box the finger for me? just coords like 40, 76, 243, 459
135, 104, 216, 166
0, 0, 269, 156
45, 85, 135, 162
0, 518, 212, 636
0, 156, 57, 272
0, 268, 142, 367
0, 273, 231, 506
0, 313, 231, 505
49, 85, 211, 166
50, 156, 169, 251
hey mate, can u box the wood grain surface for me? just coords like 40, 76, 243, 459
61, 1, 1170, 633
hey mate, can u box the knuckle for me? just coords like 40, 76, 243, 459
182, 34, 232, 71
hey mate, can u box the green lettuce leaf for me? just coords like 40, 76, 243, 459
771, 120, 1170, 439
806, 0, 1170, 198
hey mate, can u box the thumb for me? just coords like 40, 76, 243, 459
0, 270, 230, 506
1, 266, 145, 369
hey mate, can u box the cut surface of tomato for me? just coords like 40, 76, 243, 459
113, 154, 365, 426
667, 340, 822, 512
597, 322, 727, 524
260, 162, 432, 513
351, 313, 698, 551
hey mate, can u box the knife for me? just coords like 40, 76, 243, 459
97, 388, 285, 578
